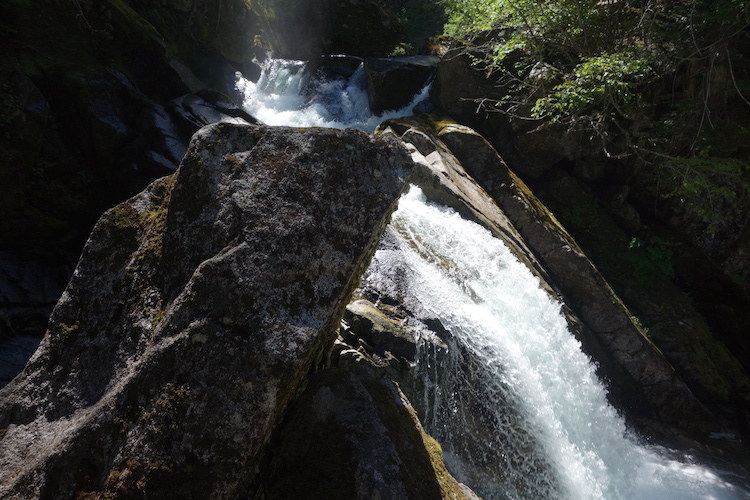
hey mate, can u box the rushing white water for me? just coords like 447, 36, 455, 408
235, 58, 749, 499
235, 58, 431, 131
363, 186, 750, 500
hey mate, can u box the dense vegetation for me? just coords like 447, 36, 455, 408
405, 1, 750, 443
431, 0, 750, 236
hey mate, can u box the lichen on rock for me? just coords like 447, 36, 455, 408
0, 121, 413, 499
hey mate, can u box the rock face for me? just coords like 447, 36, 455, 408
365, 56, 440, 115
431, 49, 499, 123
0, 122, 413, 499
254, 0, 402, 59
255, 366, 479, 500
0, 0, 212, 250
0, 0, 263, 349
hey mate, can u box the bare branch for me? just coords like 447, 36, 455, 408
726, 46, 750, 108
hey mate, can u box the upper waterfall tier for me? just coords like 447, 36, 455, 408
235, 58, 433, 131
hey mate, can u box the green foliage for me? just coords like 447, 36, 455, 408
390, 42, 412, 56
532, 52, 651, 122
659, 153, 750, 235
627, 236, 674, 285
443, 0, 637, 56
443, 0, 656, 143
629, 313, 650, 336
446, 0, 749, 129
442, 0, 502, 36
444, 0, 750, 234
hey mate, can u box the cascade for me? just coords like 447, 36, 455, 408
235, 58, 430, 131
237, 59, 750, 499
362, 187, 750, 500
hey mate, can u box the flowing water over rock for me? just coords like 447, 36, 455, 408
5, 55, 745, 498
232, 59, 750, 499
235, 58, 431, 131
361, 187, 750, 500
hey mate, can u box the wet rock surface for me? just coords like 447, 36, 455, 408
254, 366, 479, 500
365, 56, 440, 115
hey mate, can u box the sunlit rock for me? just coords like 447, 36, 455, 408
0, 121, 412, 498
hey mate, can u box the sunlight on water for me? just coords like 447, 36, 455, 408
235, 59, 431, 131
363, 186, 750, 500
235, 56, 748, 500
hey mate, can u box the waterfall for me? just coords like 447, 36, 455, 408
235, 58, 430, 131
234, 59, 750, 499
361, 186, 750, 500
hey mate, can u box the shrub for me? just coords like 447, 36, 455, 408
531, 52, 652, 123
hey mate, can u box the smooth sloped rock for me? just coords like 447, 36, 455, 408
0, 121, 413, 499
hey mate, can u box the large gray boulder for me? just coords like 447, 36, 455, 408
0, 122, 413, 499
